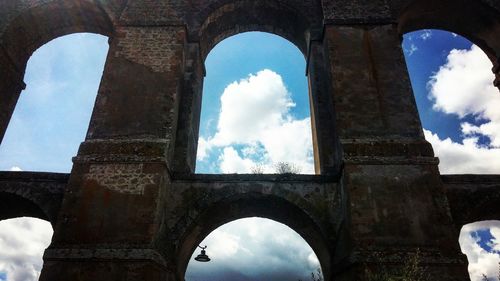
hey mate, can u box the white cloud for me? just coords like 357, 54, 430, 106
196, 137, 211, 161
423, 44, 500, 174
9, 167, 22, 172
199, 70, 314, 174
424, 129, 500, 174
405, 43, 419, 56
460, 221, 500, 281
219, 147, 256, 174
419, 30, 433, 41
0, 218, 53, 281
490, 227, 500, 252
211, 69, 295, 146
428, 45, 500, 146
185, 218, 321, 281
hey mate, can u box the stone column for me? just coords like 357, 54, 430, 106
0, 46, 25, 145
39, 25, 187, 281
307, 39, 342, 175
324, 24, 468, 280
172, 42, 205, 174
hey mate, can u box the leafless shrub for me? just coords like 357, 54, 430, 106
250, 164, 265, 174
274, 162, 301, 174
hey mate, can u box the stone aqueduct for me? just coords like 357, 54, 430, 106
1, 0, 500, 280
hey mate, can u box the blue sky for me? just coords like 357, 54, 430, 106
0, 30, 500, 280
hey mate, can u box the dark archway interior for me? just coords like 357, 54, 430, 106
176, 193, 332, 281
0, 192, 49, 222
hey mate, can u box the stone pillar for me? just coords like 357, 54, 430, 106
172, 42, 204, 174
493, 57, 500, 91
39, 25, 187, 281
324, 24, 468, 280
307, 39, 342, 175
0, 46, 25, 145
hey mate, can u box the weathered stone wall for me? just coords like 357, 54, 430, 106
0, 171, 67, 224
443, 175, 500, 228
0, 0, 499, 280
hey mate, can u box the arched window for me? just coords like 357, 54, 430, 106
402, 29, 500, 281
0, 217, 53, 281
402, 29, 500, 174
195, 32, 314, 174
185, 217, 323, 281
0, 33, 109, 172
0, 32, 108, 280
459, 221, 500, 280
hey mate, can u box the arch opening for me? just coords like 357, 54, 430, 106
0, 33, 109, 173
459, 221, 500, 281
0, 192, 49, 222
1, 0, 113, 71
398, 0, 500, 64
0, 0, 113, 146
185, 217, 324, 281
175, 193, 332, 281
402, 29, 500, 174
0, 217, 53, 281
195, 32, 315, 174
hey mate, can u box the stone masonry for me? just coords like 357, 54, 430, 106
1, 0, 500, 280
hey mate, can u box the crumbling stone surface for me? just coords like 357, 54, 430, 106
0, 1, 499, 280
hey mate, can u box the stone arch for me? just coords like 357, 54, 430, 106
195, 0, 323, 59
174, 190, 333, 281
0, 0, 114, 143
1, 0, 114, 71
173, 0, 339, 175
0, 172, 68, 225
397, 0, 500, 66
443, 175, 500, 230
0, 192, 49, 222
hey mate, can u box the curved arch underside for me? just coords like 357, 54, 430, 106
398, 0, 500, 63
0, 172, 68, 225
0, 0, 114, 72
170, 177, 338, 281
196, 0, 323, 59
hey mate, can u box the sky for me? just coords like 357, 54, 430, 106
0, 29, 499, 280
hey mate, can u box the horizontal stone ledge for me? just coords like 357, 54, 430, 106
341, 138, 435, 158
442, 174, 500, 184
73, 155, 168, 164
172, 173, 339, 183
323, 18, 397, 26
345, 248, 466, 265
344, 156, 439, 165
43, 248, 168, 268
0, 171, 69, 182
74, 139, 170, 163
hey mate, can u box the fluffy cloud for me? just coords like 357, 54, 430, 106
428, 45, 500, 146
0, 33, 108, 173
0, 218, 53, 281
9, 167, 22, 172
459, 221, 500, 281
219, 147, 256, 173
185, 218, 321, 281
427, 44, 500, 280
424, 45, 500, 174
424, 129, 500, 174
198, 70, 314, 174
